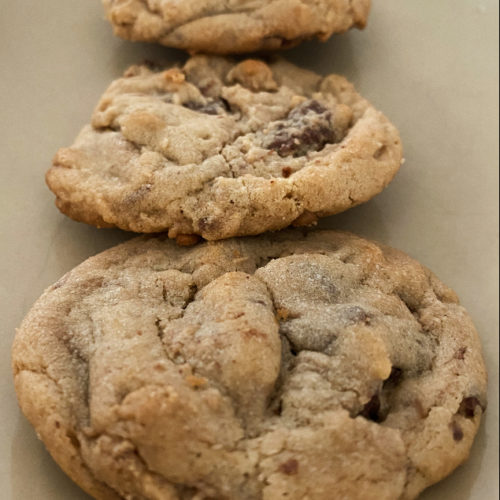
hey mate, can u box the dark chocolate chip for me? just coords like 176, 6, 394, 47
278, 459, 299, 475
66, 431, 81, 450
458, 397, 483, 419
289, 100, 328, 118
451, 421, 464, 442
264, 100, 338, 158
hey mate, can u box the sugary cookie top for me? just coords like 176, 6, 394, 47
47, 56, 402, 239
13, 231, 487, 500
103, 0, 371, 54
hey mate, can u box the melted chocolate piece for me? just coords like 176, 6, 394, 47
359, 368, 405, 424
265, 100, 338, 158
278, 459, 299, 475
458, 397, 483, 419
451, 421, 464, 442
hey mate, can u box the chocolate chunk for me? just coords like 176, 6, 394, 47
282, 166, 293, 178
290, 100, 328, 118
451, 421, 464, 442
458, 397, 483, 419
264, 100, 339, 158
278, 459, 299, 475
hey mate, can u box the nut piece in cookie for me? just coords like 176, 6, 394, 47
102, 0, 372, 54
13, 230, 487, 500
47, 56, 403, 240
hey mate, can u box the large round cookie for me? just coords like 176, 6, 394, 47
102, 0, 371, 54
46, 56, 403, 241
13, 230, 486, 500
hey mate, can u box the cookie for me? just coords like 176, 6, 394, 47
47, 56, 403, 241
13, 230, 487, 500
102, 0, 371, 54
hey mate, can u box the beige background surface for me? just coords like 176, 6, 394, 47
0, 1, 498, 499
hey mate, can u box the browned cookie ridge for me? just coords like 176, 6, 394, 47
47, 56, 403, 240
103, 0, 371, 54
13, 231, 487, 500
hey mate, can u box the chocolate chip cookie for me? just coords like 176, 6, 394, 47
47, 56, 403, 241
102, 0, 371, 54
13, 230, 487, 500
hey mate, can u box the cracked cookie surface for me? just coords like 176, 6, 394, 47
46, 56, 403, 240
102, 0, 371, 54
13, 230, 487, 500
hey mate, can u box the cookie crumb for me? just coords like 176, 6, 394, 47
292, 211, 318, 228
176, 234, 202, 247
276, 308, 290, 321
163, 68, 185, 84
186, 375, 207, 389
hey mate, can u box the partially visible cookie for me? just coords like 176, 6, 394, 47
103, 0, 371, 54
47, 56, 403, 241
13, 230, 487, 500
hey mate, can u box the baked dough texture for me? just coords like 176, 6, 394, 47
47, 56, 403, 240
102, 0, 371, 54
13, 230, 487, 500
